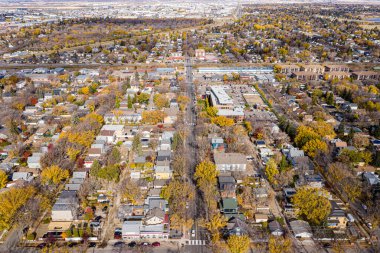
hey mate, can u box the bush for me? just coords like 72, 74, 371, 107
26, 232, 36, 240
73, 228, 79, 237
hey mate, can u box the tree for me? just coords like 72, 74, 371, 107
127, 95, 133, 109
279, 155, 290, 172
41, 165, 70, 185
206, 106, 218, 117
194, 160, 218, 188
66, 147, 80, 161
153, 93, 169, 109
0, 186, 36, 230
201, 213, 227, 243
302, 139, 328, 158
227, 235, 250, 253
265, 159, 279, 185
268, 236, 292, 253
294, 125, 320, 148
0, 170, 8, 188
211, 116, 234, 127
96, 165, 120, 182
107, 146, 121, 166
136, 93, 150, 104
90, 160, 101, 177
293, 187, 331, 225
132, 134, 142, 155
141, 110, 166, 125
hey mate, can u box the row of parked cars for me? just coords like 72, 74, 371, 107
113, 241, 161, 248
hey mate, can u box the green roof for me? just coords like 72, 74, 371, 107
222, 198, 238, 209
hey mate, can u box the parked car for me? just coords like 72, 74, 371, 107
113, 241, 125, 247
90, 221, 100, 227
152, 242, 160, 247
128, 241, 137, 248
88, 242, 97, 248
141, 242, 150, 246
36, 243, 47, 249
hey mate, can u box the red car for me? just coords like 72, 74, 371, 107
152, 242, 160, 247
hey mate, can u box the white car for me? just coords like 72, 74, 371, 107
191, 230, 195, 237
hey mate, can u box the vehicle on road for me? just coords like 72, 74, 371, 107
141, 242, 150, 246
191, 229, 195, 237
347, 213, 355, 222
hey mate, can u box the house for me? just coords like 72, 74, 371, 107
286, 148, 304, 164
220, 198, 239, 218
284, 188, 297, 212
214, 153, 247, 172
255, 213, 269, 223
51, 191, 78, 222
156, 150, 171, 162
289, 220, 313, 238
225, 217, 249, 236
218, 176, 236, 198
253, 187, 268, 198
269, 220, 284, 236
148, 198, 168, 212
27, 153, 43, 169
122, 220, 142, 240
12, 172, 33, 182
72, 171, 87, 179
163, 108, 178, 124
352, 71, 380, 81
144, 207, 166, 225
154, 160, 172, 180
327, 201, 347, 230
211, 138, 225, 151
118, 205, 147, 220
256, 140, 266, 148
331, 139, 347, 153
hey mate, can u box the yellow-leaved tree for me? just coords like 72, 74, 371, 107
194, 160, 218, 188
265, 159, 279, 185
141, 110, 166, 125
293, 187, 331, 225
268, 236, 292, 253
302, 139, 328, 158
0, 170, 8, 188
226, 235, 250, 253
201, 212, 227, 243
153, 93, 169, 109
0, 186, 36, 230
211, 116, 234, 127
41, 165, 70, 185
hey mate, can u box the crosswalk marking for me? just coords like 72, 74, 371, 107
187, 240, 206, 246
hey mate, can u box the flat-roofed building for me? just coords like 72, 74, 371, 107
209, 86, 234, 110
292, 71, 319, 81
324, 64, 350, 72
352, 71, 380, 81
300, 64, 325, 74
275, 64, 300, 74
